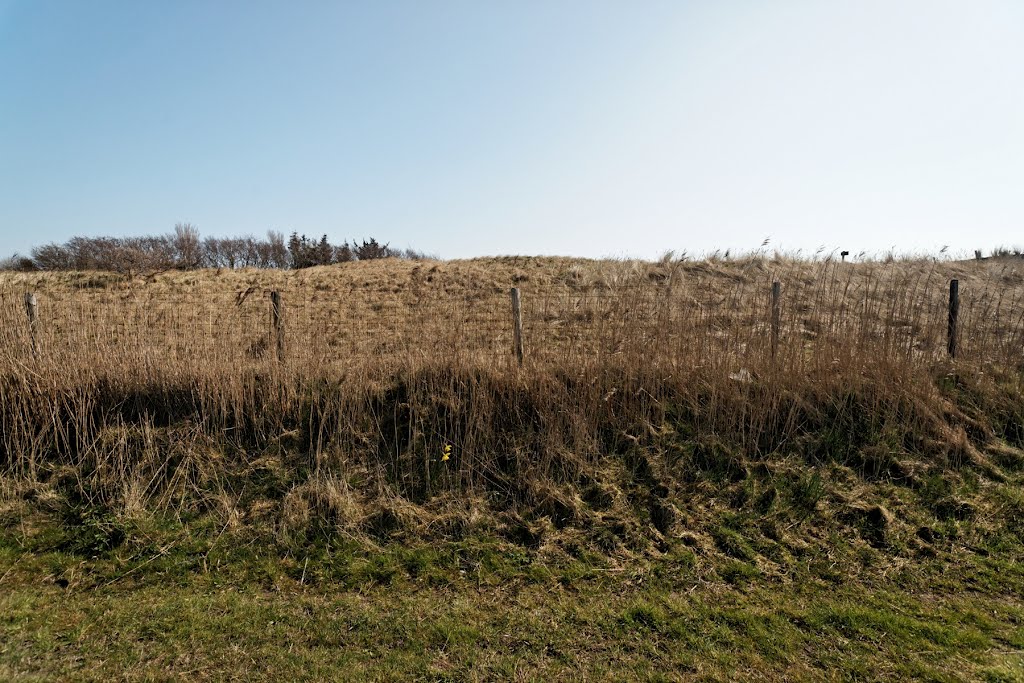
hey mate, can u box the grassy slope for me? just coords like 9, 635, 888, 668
2, 514, 1023, 682
2, 255, 1024, 681
2, 520, 1023, 681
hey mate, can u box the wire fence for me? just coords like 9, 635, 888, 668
0, 276, 1022, 374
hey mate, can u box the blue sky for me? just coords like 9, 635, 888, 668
1, 1, 1022, 259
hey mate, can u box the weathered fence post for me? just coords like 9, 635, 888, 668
510, 287, 524, 366
947, 279, 959, 359
270, 291, 284, 362
24, 292, 38, 358
974, 250, 982, 261
770, 281, 781, 360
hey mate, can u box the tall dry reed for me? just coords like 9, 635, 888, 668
0, 255, 1021, 516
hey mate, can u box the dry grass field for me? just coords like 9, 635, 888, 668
1, 254, 1024, 680
2, 254, 1023, 371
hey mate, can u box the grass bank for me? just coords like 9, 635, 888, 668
1, 256, 1023, 679
2, 508, 1023, 681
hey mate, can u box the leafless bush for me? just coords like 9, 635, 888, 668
0, 254, 36, 271
172, 223, 202, 269
398, 247, 437, 261
23, 226, 423, 272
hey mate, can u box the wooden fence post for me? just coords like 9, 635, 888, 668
947, 279, 959, 359
270, 291, 284, 362
24, 292, 38, 358
510, 287, 524, 366
770, 281, 781, 360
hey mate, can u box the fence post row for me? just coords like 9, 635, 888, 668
947, 279, 959, 359
24, 292, 38, 358
510, 287, 524, 366
4, 279, 975, 365
270, 290, 284, 363
770, 281, 781, 360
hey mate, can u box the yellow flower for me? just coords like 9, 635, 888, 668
441, 443, 452, 462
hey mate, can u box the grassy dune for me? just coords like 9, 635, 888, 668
1, 254, 1023, 680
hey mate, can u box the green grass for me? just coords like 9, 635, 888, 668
1, 511, 1023, 681
2, 561, 1022, 681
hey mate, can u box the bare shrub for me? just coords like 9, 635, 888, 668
22, 227, 424, 272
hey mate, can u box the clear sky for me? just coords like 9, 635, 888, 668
1, 1, 1022, 260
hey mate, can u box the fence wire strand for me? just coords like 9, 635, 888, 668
0, 274, 1021, 374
